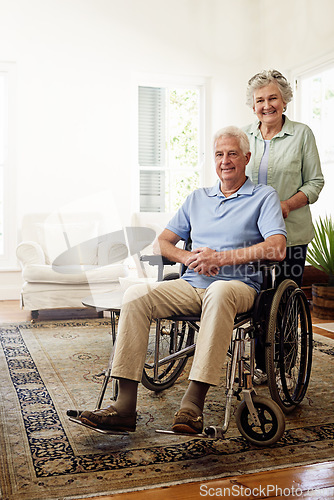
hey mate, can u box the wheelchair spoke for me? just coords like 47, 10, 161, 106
142, 319, 197, 391
266, 280, 312, 414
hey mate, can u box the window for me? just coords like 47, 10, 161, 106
0, 72, 6, 255
294, 62, 334, 219
0, 62, 16, 268
138, 81, 205, 213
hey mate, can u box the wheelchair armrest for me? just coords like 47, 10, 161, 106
247, 260, 279, 271
140, 254, 177, 281
248, 260, 279, 290
140, 255, 176, 267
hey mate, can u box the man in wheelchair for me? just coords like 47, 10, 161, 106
78, 126, 287, 434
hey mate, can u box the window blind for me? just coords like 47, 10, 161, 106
138, 86, 165, 212
140, 170, 165, 212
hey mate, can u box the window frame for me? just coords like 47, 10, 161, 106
0, 62, 17, 270
292, 54, 334, 121
133, 73, 209, 214
291, 54, 334, 220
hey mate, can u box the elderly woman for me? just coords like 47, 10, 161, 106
243, 69, 324, 287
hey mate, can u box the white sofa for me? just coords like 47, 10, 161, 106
16, 213, 130, 316
16, 212, 174, 318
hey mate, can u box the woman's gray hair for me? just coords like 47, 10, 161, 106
246, 69, 293, 110
213, 126, 250, 155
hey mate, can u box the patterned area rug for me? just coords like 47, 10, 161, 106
0, 320, 333, 500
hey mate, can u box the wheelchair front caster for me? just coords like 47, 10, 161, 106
204, 426, 225, 439
235, 395, 285, 446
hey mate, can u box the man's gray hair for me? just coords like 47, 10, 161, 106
213, 126, 250, 155
246, 69, 293, 109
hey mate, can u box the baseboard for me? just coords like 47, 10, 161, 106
30, 308, 104, 321
0, 285, 21, 301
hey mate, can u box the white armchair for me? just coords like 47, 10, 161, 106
16, 213, 129, 318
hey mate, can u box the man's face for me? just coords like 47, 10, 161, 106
214, 136, 250, 187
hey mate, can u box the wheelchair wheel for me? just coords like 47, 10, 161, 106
266, 280, 312, 414
142, 319, 196, 391
235, 395, 285, 446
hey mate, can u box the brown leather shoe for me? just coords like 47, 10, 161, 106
171, 408, 203, 434
78, 406, 137, 432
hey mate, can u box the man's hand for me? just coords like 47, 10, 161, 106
155, 229, 286, 276
185, 247, 220, 277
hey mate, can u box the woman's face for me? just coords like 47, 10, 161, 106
253, 82, 286, 126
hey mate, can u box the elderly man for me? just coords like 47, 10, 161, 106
78, 126, 287, 434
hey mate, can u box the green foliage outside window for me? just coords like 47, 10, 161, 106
166, 88, 200, 211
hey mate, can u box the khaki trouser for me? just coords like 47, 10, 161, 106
111, 278, 257, 386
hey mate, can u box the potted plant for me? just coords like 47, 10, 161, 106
306, 215, 334, 319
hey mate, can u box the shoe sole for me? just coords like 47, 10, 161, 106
80, 416, 136, 432
171, 423, 202, 434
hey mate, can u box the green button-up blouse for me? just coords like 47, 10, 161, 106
243, 116, 325, 247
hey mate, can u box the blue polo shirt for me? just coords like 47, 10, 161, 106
166, 177, 287, 292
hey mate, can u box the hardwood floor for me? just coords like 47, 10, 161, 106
1, 300, 333, 499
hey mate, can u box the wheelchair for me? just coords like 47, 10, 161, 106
68, 254, 312, 447
139, 254, 313, 446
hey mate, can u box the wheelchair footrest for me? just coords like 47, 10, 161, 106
156, 429, 206, 438
68, 417, 129, 435
155, 427, 225, 439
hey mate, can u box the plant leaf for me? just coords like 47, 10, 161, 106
306, 215, 334, 283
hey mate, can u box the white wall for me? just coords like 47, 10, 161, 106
0, 0, 258, 224
259, 0, 334, 74
1, 0, 334, 299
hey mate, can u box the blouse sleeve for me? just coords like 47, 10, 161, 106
298, 125, 324, 204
